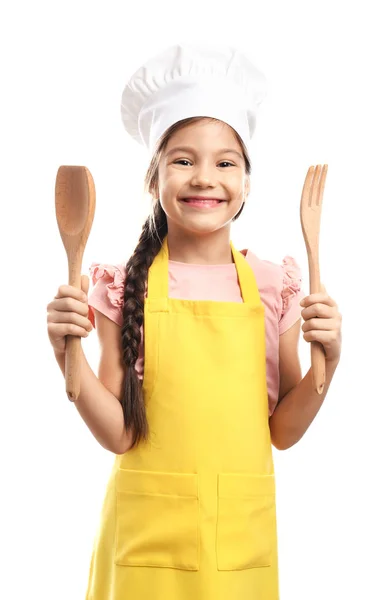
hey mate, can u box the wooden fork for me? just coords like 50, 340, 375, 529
300, 164, 328, 394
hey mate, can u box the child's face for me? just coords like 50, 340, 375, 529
157, 119, 249, 237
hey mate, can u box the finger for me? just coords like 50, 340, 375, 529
51, 297, 90, 316
320, 284, 339, 310
302, 317, 338, 332
49, 322, 91, 338
302, 329, 335, 344
301, 304, 335, 319
50, 308, 93, 329
300, 293, 336, 308
55, 284, 87, 303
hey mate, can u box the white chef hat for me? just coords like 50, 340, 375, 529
120, 43, 267, 157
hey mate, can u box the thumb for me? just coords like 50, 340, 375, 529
81, 274, 90, 297
320, 283, 327, 294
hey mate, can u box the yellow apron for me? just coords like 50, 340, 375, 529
86, 237, 279, 600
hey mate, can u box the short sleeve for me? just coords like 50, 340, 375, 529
87, 262, 145, 381
279, 256, 306, 335
87, 262, 126, 329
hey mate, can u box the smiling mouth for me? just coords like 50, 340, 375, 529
179, 198, 226, 208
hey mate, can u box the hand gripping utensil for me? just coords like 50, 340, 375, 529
300, 164, 328, 394
55, 166, 96, 401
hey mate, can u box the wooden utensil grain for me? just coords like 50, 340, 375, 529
55, 166, 96, 401
300, 164, 328, 394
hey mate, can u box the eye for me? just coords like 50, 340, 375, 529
218, 161, 235, 168
173, 160, 235, 167
173, 159, 192, 166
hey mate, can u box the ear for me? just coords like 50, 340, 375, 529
244, 177, 250, 202
149, 180, 159, 200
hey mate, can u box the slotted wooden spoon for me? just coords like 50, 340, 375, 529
300, 164, 328, 394
55, 166, 96, 401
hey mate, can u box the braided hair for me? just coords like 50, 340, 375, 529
120, 117, 252, 448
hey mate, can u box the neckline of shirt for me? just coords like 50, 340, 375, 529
168, 259, 237, 269
168, 249, 249, 268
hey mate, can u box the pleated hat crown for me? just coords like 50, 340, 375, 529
120, 43, 267, 156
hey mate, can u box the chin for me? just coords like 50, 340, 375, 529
179, 216, 232, 236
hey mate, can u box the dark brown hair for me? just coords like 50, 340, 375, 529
120, 117, 252, 448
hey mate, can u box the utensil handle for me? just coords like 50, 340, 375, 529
311, 340, 326, 394
66, 335, 81, 401
308, 255, 326, 394
66, 262, 82, 401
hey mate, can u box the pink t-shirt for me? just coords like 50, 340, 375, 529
87, 249, 306, 417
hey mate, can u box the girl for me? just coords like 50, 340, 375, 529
47, 44, 342, 600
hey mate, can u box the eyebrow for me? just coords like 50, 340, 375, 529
165, 146, 244, 160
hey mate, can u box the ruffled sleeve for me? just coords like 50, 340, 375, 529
87, 262, 126, 329
279, 256, 306, 335
87, 262, 145, 381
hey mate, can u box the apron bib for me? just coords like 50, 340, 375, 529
86, 237, 280, 599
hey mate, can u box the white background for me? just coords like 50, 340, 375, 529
1, 1, 389, 598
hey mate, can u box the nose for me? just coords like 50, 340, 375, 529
190, 164, 216, 188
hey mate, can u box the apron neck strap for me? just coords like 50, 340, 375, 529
230, 244, 261, 304
147, 236, 260, 304
147, 236, 170, 299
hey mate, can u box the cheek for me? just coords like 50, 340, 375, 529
159, 172, 185, 195
228, 173, 247, 192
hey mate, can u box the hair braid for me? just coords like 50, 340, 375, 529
121, 201, 168, 448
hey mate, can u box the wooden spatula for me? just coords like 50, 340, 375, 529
55, 166, 96, 401
300, 164, 328, 394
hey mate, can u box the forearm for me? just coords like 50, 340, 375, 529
54, 346, 127, 454
269, 358, 340, 450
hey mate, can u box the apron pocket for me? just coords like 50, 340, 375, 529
216, 473, 276, 570
114, 468, 199, 570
